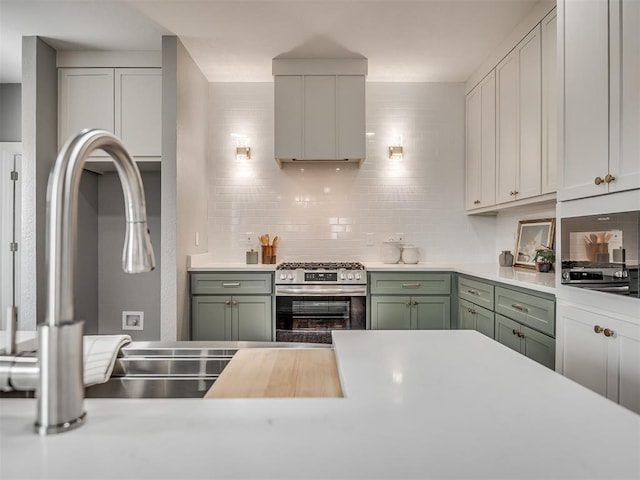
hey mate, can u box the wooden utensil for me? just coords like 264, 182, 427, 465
272, 235, 279, 247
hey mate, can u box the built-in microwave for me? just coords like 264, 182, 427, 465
560, 211, 639, 297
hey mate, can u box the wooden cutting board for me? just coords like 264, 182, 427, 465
204, 348, 343, 398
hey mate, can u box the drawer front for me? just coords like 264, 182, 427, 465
191, 273, 273, 295
458, 276, 494, 310
369, 273, 451, 295
495, 287, 555, 336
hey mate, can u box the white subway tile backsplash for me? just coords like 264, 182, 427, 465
207, 82, 499, 264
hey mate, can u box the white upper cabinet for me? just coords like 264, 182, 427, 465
610, 0, 640, 194
274, 76, 303, 160
336, 75, 366, 160
115, 69, 162, 158
58, 68, 114, 157
59, 67, 162, 160
541, 9, 558, 194
496, 25, 542, 204
560, 0, 640, 200
465, 71, 496, 210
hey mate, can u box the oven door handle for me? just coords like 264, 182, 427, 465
276, 286, 367, 296
580, 285, 630, 294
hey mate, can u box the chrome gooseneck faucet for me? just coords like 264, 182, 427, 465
36, 129, 155, 434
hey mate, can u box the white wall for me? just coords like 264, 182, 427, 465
162, 36, 209, 341
0, 84, 21, 142
207, 82, 497, 264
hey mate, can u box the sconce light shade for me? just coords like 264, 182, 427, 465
388, 145, 403, 160
236, 146, 251, 160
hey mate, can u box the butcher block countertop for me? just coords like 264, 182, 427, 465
205, 348, 343, 398
1, 331, 638, 479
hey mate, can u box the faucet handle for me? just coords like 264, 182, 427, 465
123, 221, 156, 273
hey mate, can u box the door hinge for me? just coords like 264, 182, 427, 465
10, 171, 18, 181
10, 242, 18, 252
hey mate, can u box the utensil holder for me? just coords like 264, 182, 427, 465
261, 246, 277, 264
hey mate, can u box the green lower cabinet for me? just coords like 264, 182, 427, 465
495, 314, 555, 369
458, 298, 494, 338
191, 295, 272, 341
370, 295, 450, 330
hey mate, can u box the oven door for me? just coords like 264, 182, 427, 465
275, 286, 366, 344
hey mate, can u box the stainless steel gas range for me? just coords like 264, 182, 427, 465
274, 262, 367, 344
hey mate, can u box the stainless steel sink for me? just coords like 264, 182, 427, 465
86, 340, 328, 399
1, 341, 329, 399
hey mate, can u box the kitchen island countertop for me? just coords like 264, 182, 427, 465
1, 330, 638, 479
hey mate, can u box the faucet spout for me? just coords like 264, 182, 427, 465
35, 129, 155, 435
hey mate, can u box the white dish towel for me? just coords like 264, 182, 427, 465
83, 335, 132, 387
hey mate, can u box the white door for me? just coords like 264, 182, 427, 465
609, 0, 640, 194
304, 75, 336, 159
560, 0, 609, 200
612, 316, 640, 414
541, 8, 558, 194
496, 51, 518, 204
0, 143, 21, 327
336, 75, 365, 160
274, 76, 303, 160
558, 303, 609, 397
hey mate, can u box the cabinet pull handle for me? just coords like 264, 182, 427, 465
603, 328, 615, 337
412, 300, 418, 306
512, 329, 518, 336
402, 283, 421, 288
232, 299, 238, 306
467, 289, 479, 296
594, 176, 605, 185
223, 282, 241, 288
594, 325, 604, 334
224, 300, 231, 305
406, 301, 411, 307
511, 304, 529, 313
605, 173, 616, 184
468, 308, 476, 314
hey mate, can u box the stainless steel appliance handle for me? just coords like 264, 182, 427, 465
223, 283, 240, 288
276, 286, 367, 296
581, 285, 630, 294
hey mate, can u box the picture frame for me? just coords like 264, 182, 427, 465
514, 218, 556, 269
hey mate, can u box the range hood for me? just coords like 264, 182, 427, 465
273, 58, 367, 167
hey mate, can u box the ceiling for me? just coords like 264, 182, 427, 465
0, 0, 540, 84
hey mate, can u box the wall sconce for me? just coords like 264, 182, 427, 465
388, 145, 403, 160
236, 146, 251, 160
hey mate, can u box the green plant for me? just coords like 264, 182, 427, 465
534, 246, 555, 264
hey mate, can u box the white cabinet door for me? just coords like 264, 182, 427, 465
560, 0, 611, 200
558, 301, 640, 414
541, 8, 558, 195
115, 68, 162, 158
58, 68, 114, 156
496, 26, 542, 204
304, 76, 336, 159
274, 76, 303, 160
496, 51, 518, 204
336, 75, 365, 160
465, 71, 496, 210
609, 0, 640, 194
517, 25, 542, 201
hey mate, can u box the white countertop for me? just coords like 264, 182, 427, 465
1, 330, 638, 479
188, 259, 556, 294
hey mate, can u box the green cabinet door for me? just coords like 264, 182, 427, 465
495, 314, 555, 369
234, 295, 273, 341
413, 296, 451, 329
191, 296, 232, 340
458, 302, 476, 330
370, 296, 412, 329
521, 325, 555, 370
495, 314, 523, 353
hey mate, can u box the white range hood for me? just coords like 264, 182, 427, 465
273, 58, 367, 167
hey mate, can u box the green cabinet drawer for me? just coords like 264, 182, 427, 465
458, 276, 494, 310
495, 286, 555, 337
369, 273, 451, 295
191, 273, 273, 295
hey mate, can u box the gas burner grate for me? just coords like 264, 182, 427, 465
277, 262, 365, 271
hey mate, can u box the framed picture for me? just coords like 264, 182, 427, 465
514, 218, 556, 269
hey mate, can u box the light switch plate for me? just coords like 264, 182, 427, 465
122, 311, 144, 331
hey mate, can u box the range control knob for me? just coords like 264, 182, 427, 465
355, 273, 361, 280
561, 271, 570, 281
340, 273, 346, 280
348, 273, 353, 280
288, 273, 295, 280
280, 273, 287, 280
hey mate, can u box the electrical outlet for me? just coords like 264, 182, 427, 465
366, 233, 374, 246
122, 311, 144, 331
397, 233, 405, 243
245, 232, 254, 244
